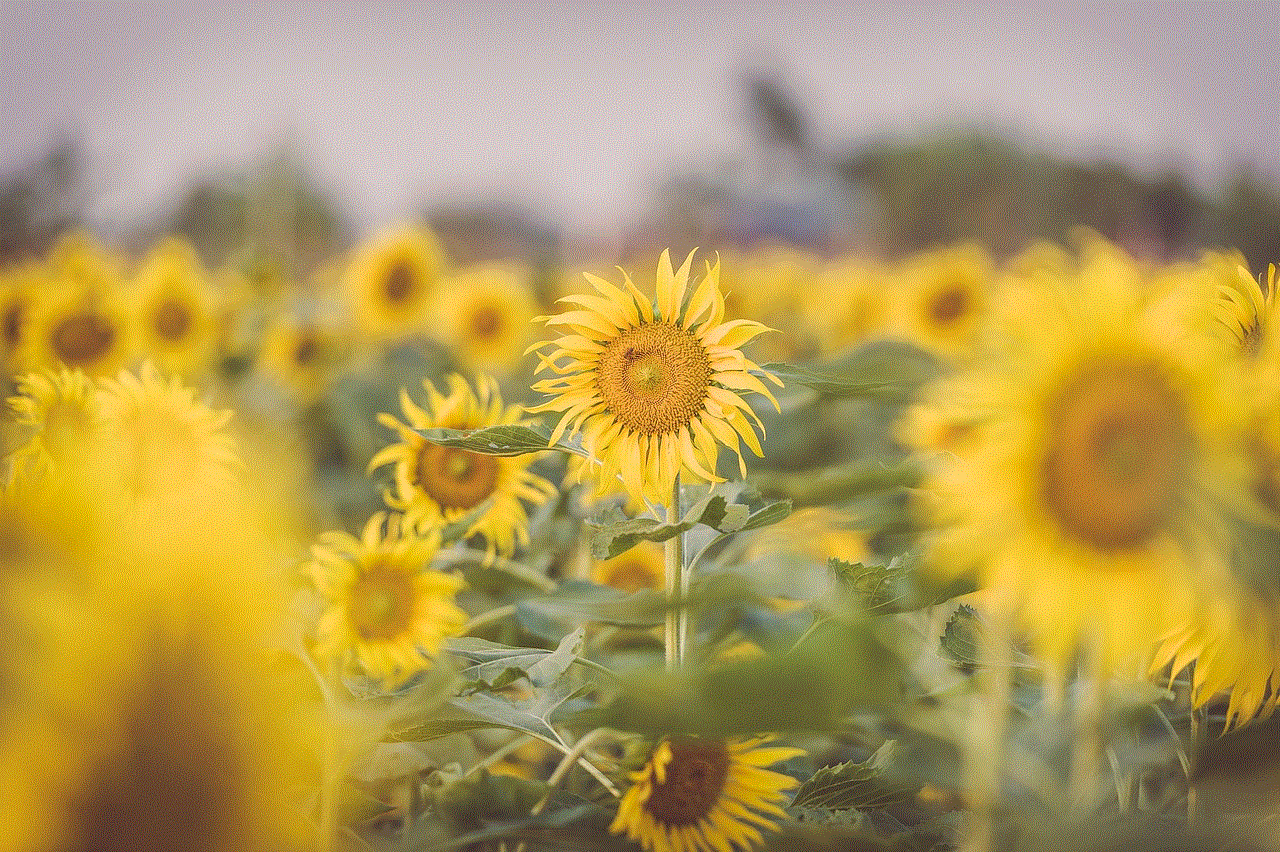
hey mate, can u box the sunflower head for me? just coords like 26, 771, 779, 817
439, 263, 538, 372
529, 250, 782, 504
6, 367, 102, 486
309, 512, 466, 684
129, 237, 216, 378
891, 244, 991, 360
258, 312, 350, 404
592, 540, 664, 593
23, 277, 133, 377
344, 223, 446, 341
370, 374, 557, 560
609, 734, 803, 852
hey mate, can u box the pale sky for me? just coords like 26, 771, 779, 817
3, 1, 1277, 241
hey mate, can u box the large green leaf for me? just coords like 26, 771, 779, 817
414, 422, 581, 457
765, 339, 942, 403
790, 740, 910, 811
449, 627, 586, 690
588, 493, 790, 559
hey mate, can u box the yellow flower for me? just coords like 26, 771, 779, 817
800, 258, 889, 356
370, 374, 556, 559
129, 236, 217, 378
0, 261, 45, 373
5, 366, 101, 486
529, 250, 781, 505
918, 271, 1246, 673
22, 272, 133, 377
609, 735, 803, 852
258, 311, 350, 404
438, 262, 538, 373
344, 223, 446, 341
91, 362, 241, 513
1211, 260, 1275, 357
889, 244, 991, 361
309, 512, 466, 684
593, 540, 665, 593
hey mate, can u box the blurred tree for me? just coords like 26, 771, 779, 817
0, 141, 83, 263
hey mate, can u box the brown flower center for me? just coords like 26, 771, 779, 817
644, 737, 730, 827
294, 334, 319, 366
1042, 361, 1191, 552
928, 285, 969, 326
383, 261, 416, 304
51, 311, 115, 365
2, 300, 24, 348
153, 299, 193, 342
349, 564, 416, 641
596, 323, 711, 435
416, 444, 499, 511
470, 305, 505, 341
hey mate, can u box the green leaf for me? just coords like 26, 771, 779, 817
740, 497, 792, 531
790, 740, 911, 811
449, 628, 586, 690
830, 557, 914, 615
588, 493, 788, 560
414, 423, 580, 457
939, 605, 1037, 672
437, 497, 497, 547
765, 339, 942, 403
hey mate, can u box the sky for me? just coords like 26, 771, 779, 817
2, 1, 1277, 241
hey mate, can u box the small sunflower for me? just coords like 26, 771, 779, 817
800, 259, 889, 356
609, 734, 803, 852
890, 244, 991, 361
528, 250, 781, 505
0, 261, 44, 373
438, 262, 538, 373
593, 540, 665, 593
22, 277, 133, 377
258, 311, 350, 405
309, 512, 466, 684
918, 272, 1246, 673
344, 223, 446, 341
129, 237, 217, 378
5, 367, 101, 485
370, 374, 556, 559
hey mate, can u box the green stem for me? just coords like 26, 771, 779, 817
664, 474, 683, 671
1068, 648, 1102, 816
962, 609, 1010, 852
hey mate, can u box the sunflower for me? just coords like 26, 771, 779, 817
344, 223, 446, 341
258, 311, 350, 405
1210, 260, 1275, 357
309, 511, 466, 684
5, 366, 101, 486
0, 261, 44, 373
800, 258, 889, 356
438, 262, 538, 373
890, 244, 991, 361
918, 271, 1246, 673
129, 237, 217, 378
22, 273, 133, 377
609, 734, 803, 852
371, 374, 556, 560
528, 250, 781, 505
90, 362, 241, 513
593, 540, 665, 593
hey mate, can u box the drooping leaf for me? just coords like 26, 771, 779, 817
449, 628, 586, 690
830, 556, 914, 615
939, 605, 1037, 672
765, 339, 943, 403
790, 740, 911, 811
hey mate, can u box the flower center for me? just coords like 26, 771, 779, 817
51, 311, 115, 365
2, 300, 24, 347
470, 305, 504, 341
383, 261, 416, 304
294, 334, 319, 366
416, 444, 499, 511
153, 299, 193, 342
349, 564, 416, 640
644, 737, 730, 827
596, 323, 712, 435
1042, 361, 1191, 552
929, 285, 969, 326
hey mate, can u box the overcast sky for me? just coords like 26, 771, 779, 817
3, 2, 1277, 241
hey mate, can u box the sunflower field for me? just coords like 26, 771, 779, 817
4, 220, 1280, 852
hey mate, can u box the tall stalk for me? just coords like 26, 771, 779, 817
663, 475, 684, 670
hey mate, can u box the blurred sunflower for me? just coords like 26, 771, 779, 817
439, 263, 538, 373
344, 223, 445, 341
309, 512, 466, 684
800, 259, 889, 356
5, 366, 101, 485
91, 363, 241, 512
528, 250, 781, 505
129, 237, 217, 378
0, 261, 44, 373
593, 540, 664, 593
22, 278, 133, 377
609, 734, 803, 852
890, 244, 991, 361
370, 374, 556, 560
258, 311, 350, 405
919, 273, 1246, 673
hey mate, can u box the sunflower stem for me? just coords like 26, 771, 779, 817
664, 474, 684, 671
962, 608, 1010, 852
1068, 648, 1103, 816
